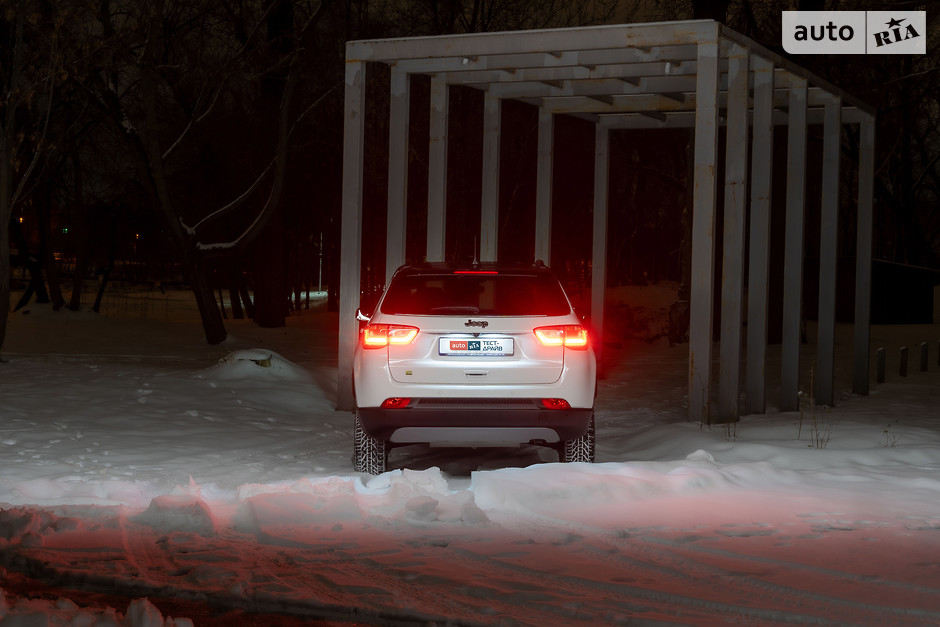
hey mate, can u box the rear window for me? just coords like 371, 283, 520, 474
380, 273, 572, 316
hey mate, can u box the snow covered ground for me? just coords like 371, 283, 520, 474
1, 288, 939, 625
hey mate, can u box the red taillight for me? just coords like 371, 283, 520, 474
454, 270, 498, 274
540, 398, 571, 410
534, 325, 589, 349
563, 326, 588, 348
362, 324, 419, 349
381, 397, 412, 409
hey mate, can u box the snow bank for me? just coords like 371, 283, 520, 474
203, 349, 312, 382
0, 591, 194, 627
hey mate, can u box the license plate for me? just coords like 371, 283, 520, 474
439, 337, 513, 356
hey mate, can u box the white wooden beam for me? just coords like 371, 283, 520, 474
487, 76, 697, 100
444, 60, 699, 87
347, 21, 722, 62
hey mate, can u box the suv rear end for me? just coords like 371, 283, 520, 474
352, 262, 596, 474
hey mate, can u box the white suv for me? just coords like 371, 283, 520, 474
352, 262, 596, 474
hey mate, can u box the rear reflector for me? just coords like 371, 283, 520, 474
540, 398, 571, 410
381, 397, 412, 409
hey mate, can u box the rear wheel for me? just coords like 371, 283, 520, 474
353, 413, 388, 475
561, 414, 595, 463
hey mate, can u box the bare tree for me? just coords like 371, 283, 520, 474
0, 1, 65, 352
83, 0, 329, 343
386, 0, 628, 35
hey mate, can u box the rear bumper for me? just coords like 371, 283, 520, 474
356, 398, 594, 445
353, 347, 597, 410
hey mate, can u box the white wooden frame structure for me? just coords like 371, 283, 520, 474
338, 20, 876, 423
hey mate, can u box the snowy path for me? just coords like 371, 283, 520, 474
3, 479, 939, 625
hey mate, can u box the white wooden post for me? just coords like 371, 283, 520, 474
386, 68, 410, 282
816, 95, 841, 406
480, 90, 500, 262
338, 60, 366, 412
427, 74, 449, 262
535, 107, 554, 265
688, 41, 720, 424
853, 118, 876, 395
591, 122, 610, 377
780, 78, 808, 412
745, 57, 775, 415
718, 44, 749, 423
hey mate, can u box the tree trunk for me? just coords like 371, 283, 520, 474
68, 153, 88, 311
92, 259, 113, 313
0, 137, 11, 353
11, 217, 50, 310
36, 184, 65, 309
252, 218, 288, 328
189, 255, 227, 344
238, 281, 254, 319
133, 4, 227, 345
0, 219, 10, 354
68, 261, 86, 311
229, 283, 244, 319
0, 11, 23, 354
249, 0, 293, 329
92, 213, 119, 313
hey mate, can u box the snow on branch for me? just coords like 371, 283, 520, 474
187, 159, 275, 236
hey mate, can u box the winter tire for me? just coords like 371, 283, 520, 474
561, 414, 595, 463
353, 413, 388, 475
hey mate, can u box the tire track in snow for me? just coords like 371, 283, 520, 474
369, 516, 940, 626
636, 531, 940, 623
434, 535, 819, 625
119, 500, 522, 624
536, 524, 940, 626
7, 493, 940, 626
6, 510, 489, 624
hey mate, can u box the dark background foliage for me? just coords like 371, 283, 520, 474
1, 0, 936, 348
